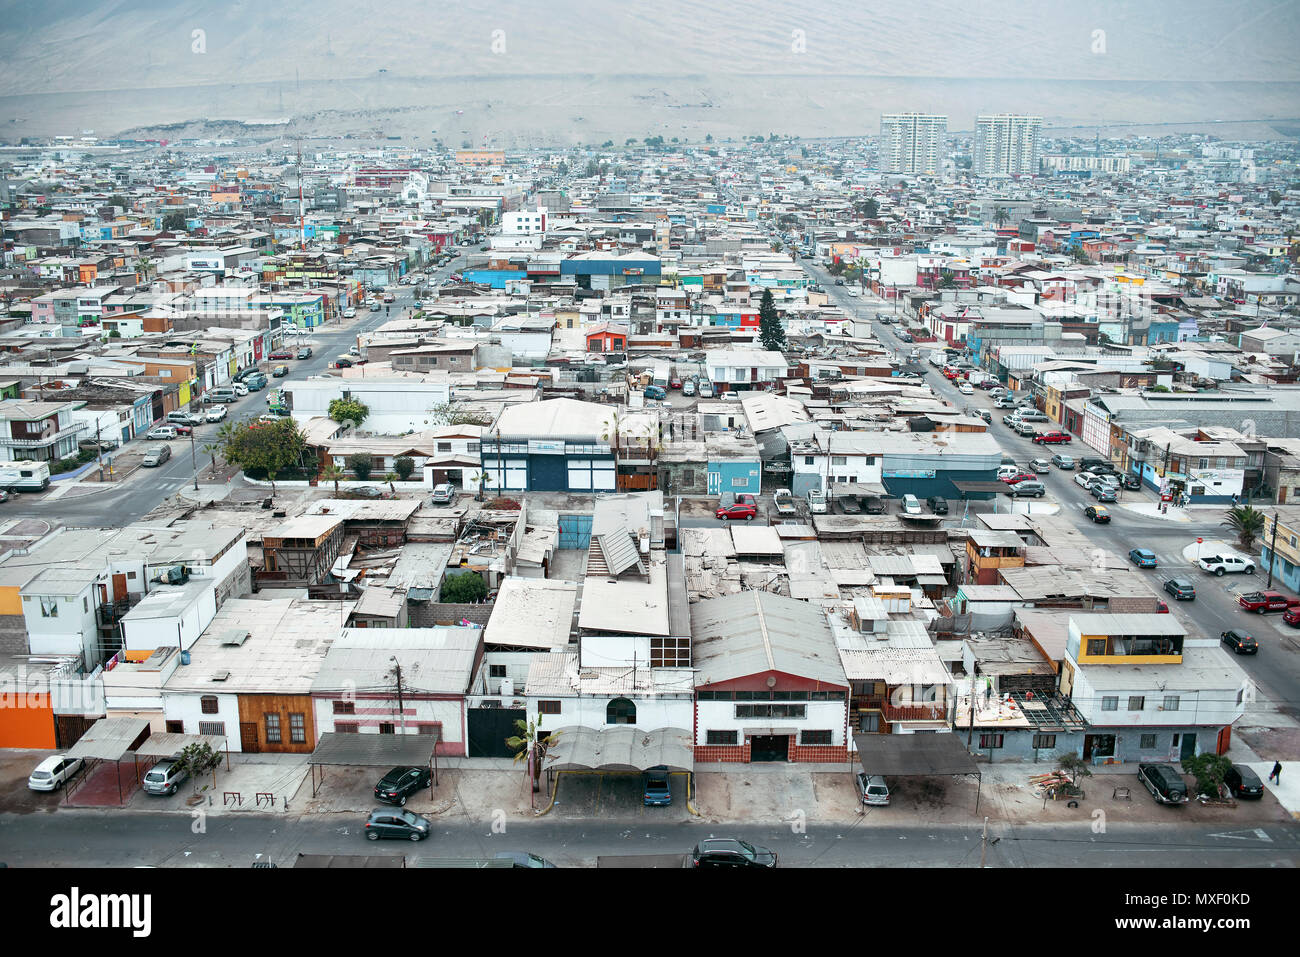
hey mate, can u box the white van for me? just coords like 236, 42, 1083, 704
807, 488, 828, 514
0, 462, 52, 492
901, 494, 922, 515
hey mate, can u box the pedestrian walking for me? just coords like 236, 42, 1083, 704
1231, 493, 1239, 506
1269, 761, 1282, 783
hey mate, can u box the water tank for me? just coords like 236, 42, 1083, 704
180, 650, 191, 665
499, 677, 514, 696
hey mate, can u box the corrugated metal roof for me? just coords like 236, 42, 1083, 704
598, 530, 646, 579
542, 726, 694, 772
692, 592, 845, 687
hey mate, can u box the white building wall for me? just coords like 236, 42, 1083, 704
164, 690, 241, 746
1072, 667, 1246, 728
523, 694, 692, 732
694, 699, 848, 745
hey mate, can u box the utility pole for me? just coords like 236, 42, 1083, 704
979, 816, 989, 868
189, 425, 199, 491
390, 657, 407, 734
1267, 513, 1280, 588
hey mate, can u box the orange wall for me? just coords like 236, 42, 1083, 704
0, 693, 57, 748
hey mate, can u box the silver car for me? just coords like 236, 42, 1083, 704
857, 773, 891, 806
142, 759, 189, 796
142, 445, 171, 467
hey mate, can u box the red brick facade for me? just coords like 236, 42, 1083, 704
692, 738, 849, 764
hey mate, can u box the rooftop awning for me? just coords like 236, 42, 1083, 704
65, 717, 150, 761
133, 732, 227, 757
854, 732, 981, 778
831, 481, 887, 498
951, 481, 1008, 494
310, 731, 440, 768
542, 726, 694, 772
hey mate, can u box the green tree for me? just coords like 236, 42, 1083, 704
625, 137, 637, 146
757, 288, 787, 352
937, 270, 957, 289
1183, 753, 1233, 800
1269, 190, 1282, 206
108, 194, 128, 209
347, 452, 373, 481
993, 206, 1010, 228
175, 741, 223, 794
1222, 505, 1266, 550
393, 456, 415, 481
440, 570, 487, 603
328, 397, 369, 428
320, 462, 344, 494
705, 133, 713, 143
1056, 752, 1092, 789
202, 442, 222, 478
426, 401, 491, 426
221, 418, 307, 492
162, 212, 186, 231
505, 717, 560, 799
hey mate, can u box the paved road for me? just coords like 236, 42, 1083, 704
1, 809, 1296, 867
796, 256, 1300, 722
12, 254, 469, 527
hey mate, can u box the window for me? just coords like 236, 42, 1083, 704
804, 456, 814, 465
1086, 639, 1107, 656
418, 724, 438, 734
201, 696, 219, 715
650, 637, 691, 667
468, 442, 480, 453
1127, 696, 1145, 711
379, 723, 395, 734
39, 597, 58, 618
333, 700, 355, 714
198, 721, 225, 737
1032, 734, 1056, 750
127, 571, 136, 579
489, 664, 507, 678
1140, 734, 1157, 749
437, 442, 451, 452
606, 697, 636, 724
264, 713, 281, 744
335, 722, 358, 733
538, 701, 561, 715
735, 704, 806, 719
83, 596, 88, 613
1101, 696, 1118, 711
832, 456, 848, 466
800, 730, 833, 746
289, 713, 306, 744
730, 477, 747, 487
979, 733, 1004, 749
706, 730, 738, 746
1163, 695, 1180, 712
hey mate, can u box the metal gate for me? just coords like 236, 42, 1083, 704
467, 707, 527, 758
558, 514, 593, 549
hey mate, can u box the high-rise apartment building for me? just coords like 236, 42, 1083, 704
879, 113, 948, 175
973, 114, 1042, 176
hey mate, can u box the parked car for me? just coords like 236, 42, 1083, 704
1001, 471, 1036, 485
977, 409, 992, 424
333, 357, 354, 369
146, 425, 178, 441
997, 465, 1023, 481
166, 411, 204, 427
364, 808, 432, 841
1032, 431, 1072, 445
232, 382, 249, 397
1220, 629, 1259, 655
643, 384, 667, 400
856, 773, 891, 807
430, 483, 455, 506
716, 502, 757, 521
1223, 764, 1265, 799
1164, 578, 1196, 601
271, 365, 289, 378
1009, 480, 1046, 498
1012, 421, 1038, 438
1283, 606, 1300, 627
926, 496, 949, 515
205, 405, 228, 423
957, 382, 974, 395
806, 488, 827, 514
668, 376, 683, 390
297, 346, 313, 359
772, 489, 797, 516
245, 374, 267, 391
1028, 458, 1052, 473
1074, 470, 1099, 489
347, 486, 384, 499
1237, 591, 1298, 613
643, 767, 672, 807
690, 838, 777, 868
342, 308, 356, 318
1137, 764, 1190, 805
682, 378, 697, 397
838, 495, 862, 515
1121, 474, 1142, 490
142, 759, 189, 796
1091, 485, 1118, 503
1128, 548, 1158, 568
374, 766, 432, 806
1084, 505, 1110, 523
1198, 555, 1256, 576
901, 494, 923, 515
141, 446, 172, 467
269, 350, 294, 361
28, 755, 84, 792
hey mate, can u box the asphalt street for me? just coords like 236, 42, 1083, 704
9, 253, 468, 527
798, 258, 1300, 725
1, 809, 1296, 868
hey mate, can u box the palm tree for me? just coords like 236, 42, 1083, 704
202, 442, 221, 478
994, 206, 1010, 228
600, 409, 623, 458
505, 717, 560, 806
1222, 505, 1267, 551
320, 462, 344, 495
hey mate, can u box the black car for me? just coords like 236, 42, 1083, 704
1137, 764, 1190, 805
374, 766, 432, 806
1164, 578, 1196, 601
347, 486, 384, 499
1223, 764, 1265, 799
838, 496, 862, 515
691, 838, 778, 868
1220, 629, 1259, 655
898, 332, 914, 343
1121, 474, 1142, 490
364, 808, 432, 841
926, 496, 949, 515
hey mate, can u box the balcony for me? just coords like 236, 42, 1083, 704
0, 423, 86, 448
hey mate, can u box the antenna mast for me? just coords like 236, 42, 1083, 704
297, 140, 305, 251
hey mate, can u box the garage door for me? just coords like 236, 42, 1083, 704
485, 458, 527, 491
559, 514, 593, 549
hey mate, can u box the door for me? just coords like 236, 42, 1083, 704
112, 573, 128, 602
240, 722, 260, 753
1180, 732, 1197, 761
750, 734, 789, 762
467, 707, 527, 757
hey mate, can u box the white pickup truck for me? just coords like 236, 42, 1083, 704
1197, 554, 1256, 577
772, 489, 797, 516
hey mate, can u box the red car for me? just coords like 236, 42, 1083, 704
1032, 431, 1072, 445
669, 377, 683, 390
269, 350, 294, 360
1283, 607, 1300, 627
1001, 472, 1036, 485
715, 503, 757, 521
1237, 591, 1300, 613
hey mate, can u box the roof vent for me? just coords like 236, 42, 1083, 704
220, 630, 250, 647
211, 671, 231, 682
